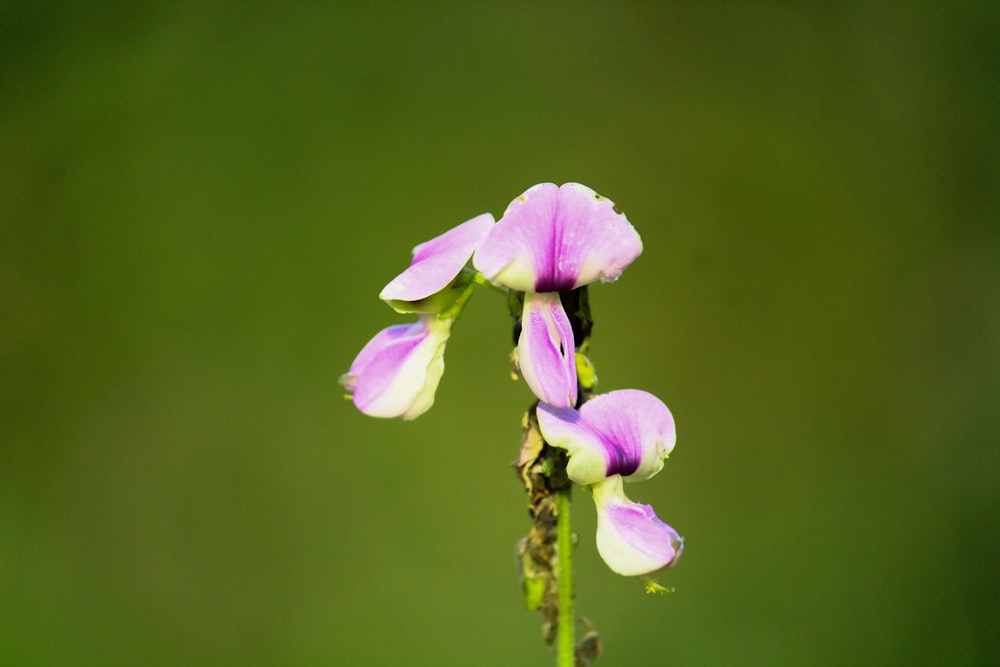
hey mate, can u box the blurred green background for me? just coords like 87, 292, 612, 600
2, 3, 998, 665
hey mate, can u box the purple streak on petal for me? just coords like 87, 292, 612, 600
347, 322, 427, 412
380, 213, 494, 303
578, 389, 676, 482
518, 292, 577, 408
472, 183, 558, 292
536, 402, 591, 445
536, 401, 611, 485
593, 476, 683, 576
474, 183, 642, 293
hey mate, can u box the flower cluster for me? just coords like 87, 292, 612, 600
342, 183, 682, 578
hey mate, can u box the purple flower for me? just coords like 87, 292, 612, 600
537, 389, 681, 576
340, 316, 451, 420
536, 389, 675, 486
342, 214, 493, 420
592, 476, 684, 576
381, 213, 494, 314
473, 183, 642, 407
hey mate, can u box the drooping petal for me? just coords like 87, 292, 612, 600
380, 213, 494, 312
592, 476, 683, 577
473, 183, 642, 293
578, 389, 675, 482
536, 389, 675, 485
518, 292, 577, 408
536, 402, 614, 486
340, 316, 452, 420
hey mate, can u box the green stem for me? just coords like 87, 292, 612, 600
437, 279, 477, 321
465, 268, 511, 297
556, 488, 574, 667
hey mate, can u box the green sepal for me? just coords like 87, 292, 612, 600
382, 264, 486, 316
383, 286, 467, 315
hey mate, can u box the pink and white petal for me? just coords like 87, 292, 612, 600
396, 321, 449, 420
551, 183, 643, 289
380, 213, 494, 304
518, 292, 577, 408
343, 322, 424, 393
592, 476, 683, 577
346, 317, 452, 420
536, 402, 613, 486
472, 183, 559, 292
579, 389, 675, 482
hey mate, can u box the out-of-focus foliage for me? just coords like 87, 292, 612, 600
2, 3, 997, 665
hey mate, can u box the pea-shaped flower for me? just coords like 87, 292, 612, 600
536, 389, 675, 486
537, 389, 682, 576
342, 213, 494, 419
473, 183, 642, 407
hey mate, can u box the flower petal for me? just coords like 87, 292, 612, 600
518, 292, 577, 408
341, 316, 452, 420
579, 389, 675, 482
553, 183, 643, 289
536, 389, 675, 485
536, 402, 610, 486
380, 213, 494, 311
473, 183, 642, 292
473, 183, 557, 291
592, 476, 683, 577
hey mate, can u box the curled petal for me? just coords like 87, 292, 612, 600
537, 389, 675, 485
518, 292, 577, 408
380, 213, 494, 312
473, 183, 642, 293
579, 389, 675, 482
340, 316, 451, 420
592, 476, 683, 577
536, 403, 612, 486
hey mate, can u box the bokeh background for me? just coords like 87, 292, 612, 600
2, 3, 998, 665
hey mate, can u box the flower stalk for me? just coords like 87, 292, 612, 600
556, 487, 575, 667
344, 182, 682, 666
515, 287, 602, 665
